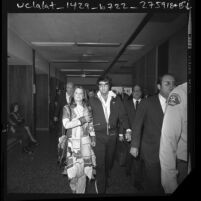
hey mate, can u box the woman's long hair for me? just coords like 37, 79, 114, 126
70, 86, 89, 108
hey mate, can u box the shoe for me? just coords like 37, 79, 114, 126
22, 147, 33, 155
31, 140, 39, 146
33, 141, 40, 146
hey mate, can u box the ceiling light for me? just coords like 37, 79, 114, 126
52, 60, 109, 63
60, 69, 104, 72
127, 44, 144, 50
66, 74, 100, 77
82, 53, 95, 57
76, 42, 121, 47
31, 42, 75, 46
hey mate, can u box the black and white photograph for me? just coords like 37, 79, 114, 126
1, 0, 195, 199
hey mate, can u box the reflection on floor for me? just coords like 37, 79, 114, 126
7, 130, 138, 194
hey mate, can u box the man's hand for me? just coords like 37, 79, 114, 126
125, 133, 131, 142
79, 115, 92, 125
130, 147, 139, 157
91, 136, 96, 147
53, 116, 58, 122
125, 129, 132, 142
119, 134, 124, 142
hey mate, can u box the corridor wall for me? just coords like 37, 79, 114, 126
8, 65, 33, 130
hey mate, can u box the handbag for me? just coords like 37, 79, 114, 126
57, 135, 68, 167
57, 105, 71, 168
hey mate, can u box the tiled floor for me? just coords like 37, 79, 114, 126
6, 130, 138, 195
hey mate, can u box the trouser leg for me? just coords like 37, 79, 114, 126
94, 135, 117, 193
143, 160, 164, 195
177, 159, 188, 185
105, 135, 117, 177
132, 157, 144, 184
94, 137, 106, 193
125, 142, 133, 174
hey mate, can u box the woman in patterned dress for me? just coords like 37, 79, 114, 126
61, 86, 96, 193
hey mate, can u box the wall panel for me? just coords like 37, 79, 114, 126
36, 74, 48, 129
8, 65, 33, 128
168, 25, 187, 84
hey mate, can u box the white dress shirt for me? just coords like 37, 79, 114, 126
158, 94, 167, 113
133, 98, 141, 109
97, 91, 131, 136
97, 90, 116, 123
66, 92, 71, 104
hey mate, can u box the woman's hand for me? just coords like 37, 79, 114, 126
90, 136, 96, 147
79, 115, 92, 125
84, 115, 92, 123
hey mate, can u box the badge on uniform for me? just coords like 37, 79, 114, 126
168, 93, 181, 106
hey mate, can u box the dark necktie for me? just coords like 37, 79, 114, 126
135, 100, 139, 110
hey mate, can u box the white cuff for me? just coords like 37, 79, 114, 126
90, 131, 95, 137
62, 118, 69, 128
119, 134, 123, 137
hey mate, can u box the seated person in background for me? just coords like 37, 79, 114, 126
8, 102, 39, 154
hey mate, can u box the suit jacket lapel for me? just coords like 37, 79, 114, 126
128, 99, 136, 115
155, 95, 164, 120
96, 97, 107, 120
110, 97, 116, 111
109, 96, 117, 123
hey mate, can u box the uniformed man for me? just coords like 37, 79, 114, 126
159, 82, 190, 193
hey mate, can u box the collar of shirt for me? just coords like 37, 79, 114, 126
66, 92, 71, 103
158, 94, 167, 113
133, 98, 141, 105
97, 90, 116, 102
97, 90, 116, 122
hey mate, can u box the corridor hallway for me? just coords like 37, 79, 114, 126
6, 130, 138, 195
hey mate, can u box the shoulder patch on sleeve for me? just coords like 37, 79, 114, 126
168, 93, 181, 106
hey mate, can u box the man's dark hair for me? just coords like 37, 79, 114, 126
157, 73, 175, 85
96, 75, 112, 88
132, 84, 142, 92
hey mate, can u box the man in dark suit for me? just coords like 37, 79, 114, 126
123, 84, 144, 191
89, 76, 131, 194
130, 74, 175, 195
53, 81, 74, 136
